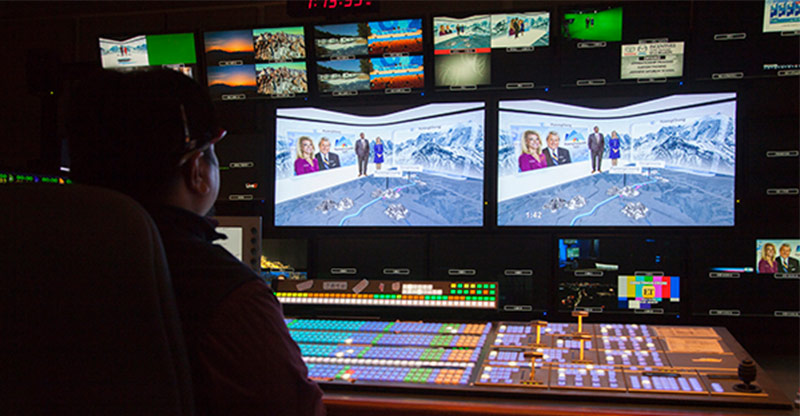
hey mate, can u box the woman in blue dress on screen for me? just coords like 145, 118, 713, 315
373, 136, 384, 171
518, 130, 547, 172
609, 130, 621, 166
294, 136, 319, 176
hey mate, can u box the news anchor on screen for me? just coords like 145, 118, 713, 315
758, 242, 778, 274
777, 243, 799, 273
355, 132, 370, 177
588, 126, 604, 173
543, 131, 571, 166
518, 130, 547, 172
314, 137, 340, 170
294, 136, 319, 176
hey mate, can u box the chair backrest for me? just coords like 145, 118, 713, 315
0, 183, 194, 415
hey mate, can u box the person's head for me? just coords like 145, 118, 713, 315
779, 243, 792, 259
376, 136, 382, 144
360, 132, 365, 139
611, 130, 619, 138
67, 69, 223, 216
318, 137, 331, 155
296, 136, 314, 159
546, 131, 560, 150
593, 126, 599, 133
762, 243, 776, 261
521, 130, 541, 155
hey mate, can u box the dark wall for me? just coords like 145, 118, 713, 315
3, 1, 798, 352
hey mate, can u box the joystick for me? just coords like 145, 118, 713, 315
571, 310, 589, 335
529, 320, 548, 348
522, 350, 544, 384
733, 359, 762, 393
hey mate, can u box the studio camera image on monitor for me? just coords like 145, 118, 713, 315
275, 103, 485, 227
433, 15, 491, 53
562, 6, 623, 42
99, 33, 197, 77
756, 239, 800, 274
498, 93, 737, 226
490, 11, 550, 48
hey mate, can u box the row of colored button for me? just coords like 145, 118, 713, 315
298, 344, 480, 363
286, 319, 489, 335
290, 330, 484, 348
278, 292, 496, 302
307, 363, 471, 385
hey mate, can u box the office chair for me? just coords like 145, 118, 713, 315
0, 183, 194, 415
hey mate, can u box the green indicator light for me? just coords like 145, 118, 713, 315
491, 284, 496, 289
457, 283, 463, 288
490, 290, 495, 295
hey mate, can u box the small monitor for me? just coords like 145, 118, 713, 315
204, 26, 307, 100
763, 0, 800, 33
562, 6, 623, 42
756, 239, 800, 274
99, 33, 197, 78
213, 216, 262, 272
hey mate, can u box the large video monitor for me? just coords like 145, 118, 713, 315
314, 19, 424, 95
204, 26, 307, 100
497, 93, 737, 227
99, 33, 197, 78
274, 102, 485, 227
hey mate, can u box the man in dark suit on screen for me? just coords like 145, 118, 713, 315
355, 132, 370, 177
314, 137, 340, 170
777, 243, 800, 273
588, 126, 605, 173
543, 131, 571, 167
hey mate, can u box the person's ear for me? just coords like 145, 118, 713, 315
184, 151, 211, 195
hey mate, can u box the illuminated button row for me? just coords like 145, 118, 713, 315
285, 319, 491, 335
307, 363, 472, 385
277, 292, 496, 309
290, 330, 484, 348
450, 283, 496, 289
298, 344, 480, 363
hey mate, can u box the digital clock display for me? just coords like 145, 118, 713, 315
308, 0, 372, 8
287, 0, 379, 16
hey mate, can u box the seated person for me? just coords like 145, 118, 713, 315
67, 69, 325, 416
518, 130, 547, 172
314, 137, 340, 170
542, 131, 571, 166
295, 136, 319, 175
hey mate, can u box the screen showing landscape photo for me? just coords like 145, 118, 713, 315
434, 15, 491, 53
497, 93, 736, 226
275, 103, 485, 227
315, 23, 368, 58
490, 11, 550, 48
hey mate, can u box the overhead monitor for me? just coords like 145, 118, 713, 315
434, 11, 552, 89
204, 26, 307, 100
497, 93, 737, 227
99, 33, 197, 78
562, 6, 623, 42
314, 19, 424, 95
763, 0, 800, 33
274, 102, 485, 227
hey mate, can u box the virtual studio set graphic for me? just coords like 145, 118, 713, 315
275, 103, 485, 227
498, 93, 736, 227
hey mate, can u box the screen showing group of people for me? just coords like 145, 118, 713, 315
756, 239, 800, 274
292, 132, 384, 177
497, 93, 737, 227
274, 103, 485, 227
